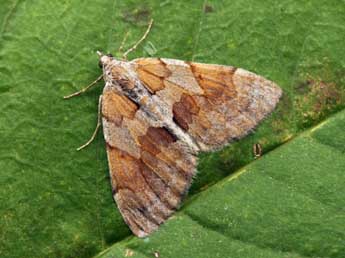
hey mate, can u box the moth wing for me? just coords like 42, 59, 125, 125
132, 58, 282, 151
101, 86, 197, 237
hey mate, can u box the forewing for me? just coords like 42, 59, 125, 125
132, 58, 282, 151
101, 86, 197, 237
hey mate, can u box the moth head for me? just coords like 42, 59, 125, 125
96, 51, 134, 92
97, 51, 113, 69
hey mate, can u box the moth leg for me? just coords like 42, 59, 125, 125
63, 74, 103, 99
117, 31, 130, 54
122, 19, 153, 60
77, 95, 103, 151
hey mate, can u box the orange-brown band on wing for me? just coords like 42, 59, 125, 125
172, 93, 200, 131
102, 90, 138, 124
135, 58, 171, 77
135, 58, 171, 93
136, 69, 165, 93
138, 127, 176, 155
189, 62, 237, 103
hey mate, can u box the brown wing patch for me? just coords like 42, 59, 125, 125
137, 69, 165, 93
136, 58, 171, 77
102, 90, 138, 124
189, 62, 237, 103
172, 93, 200, 131
135, 58, 171, 93
138, 127, 176, 155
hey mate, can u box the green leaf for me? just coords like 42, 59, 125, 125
0, 1, 344, 258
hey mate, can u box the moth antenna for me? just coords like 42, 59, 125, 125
122, 19, 153, 60
63, 74, 103, 99
118, 31, 130, 54
77, 95, 102, 151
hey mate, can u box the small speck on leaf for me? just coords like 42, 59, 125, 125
203, 4, 214, 13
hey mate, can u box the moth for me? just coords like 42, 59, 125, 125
65, 20, 282, 237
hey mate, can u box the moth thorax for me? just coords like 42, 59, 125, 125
110, 66, 135, 91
